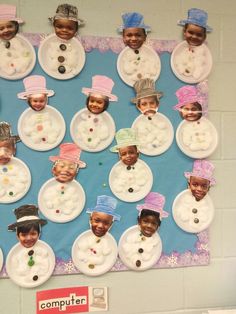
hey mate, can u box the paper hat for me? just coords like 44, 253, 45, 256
17, 75, 55, 99
136, 192, 169, 219
184, 159, 216, 185
49, 3, 84, 25
82, 75, 118, 101
8, 204, 47, 231
110, 128, 140, 153
178, 8, 212, 32
0, 4, 23, 23
0, 121, 20, 143
86, 195, 121, 221
49, 143, 86, 168
131, 78, 163, 103
118, 12, 151, 32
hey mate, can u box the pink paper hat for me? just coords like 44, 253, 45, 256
0, 4, 23, 23
17, 75, 55, 99
184, 159, 216, 185
82, 75, 118, 101
136, 192, 169, 219
49, 143, 86, 168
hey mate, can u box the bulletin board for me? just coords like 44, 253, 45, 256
0, 34, 210, 277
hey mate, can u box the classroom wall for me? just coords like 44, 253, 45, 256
1, 0, 236, 313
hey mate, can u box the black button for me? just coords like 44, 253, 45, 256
128, 188, 133, 193
138, 248, 144, 253
194, 218, 199, 224
136, 260, 141, 267
59, 44, 67, 51
58, 65, 66, 73
127, 166, 131, 170
28, 250, 34, 256
58, 56, 65, 63
192, 208, 198, 214
148, 116, 152, 120
5, 41, 10, 49
33, 275, 38, 281
134, 49, 139, 54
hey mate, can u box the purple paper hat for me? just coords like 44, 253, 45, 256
82, 75, 118, 101
178, 8, 212, 32
173, 85, 207, 115
118, 12, 151, 33
17, 75, 55, 99
136, 192, 169, 219
49, 143, 86, 168
86, 195, 121, 221
0, 4, 23, 23
184, 159, 216, 185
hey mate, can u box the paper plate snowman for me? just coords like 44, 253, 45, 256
6, 205, 55, 288
38, 143, 86, 223
17, 75, 66, 151
72, 195, 120, 276
0, 5, 36, 80
109, 128, 153, 202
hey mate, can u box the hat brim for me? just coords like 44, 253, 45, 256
184, 171, 216, 185
82, 88, 118, 102
49, 156, 86, 168
131, 91, 163, 103
8, 218, 47, 231
17, 89, 55, 100
86, 207, 120, 221
178, 20, 212, 32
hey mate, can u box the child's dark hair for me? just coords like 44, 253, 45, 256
138, 209, 161, 227
11, 21, 19, 36
53, 19, 79, 32
86, 95, 109, 113
184, 24, 206, 35
16, 222, 40, 236
122, 28, 147, 37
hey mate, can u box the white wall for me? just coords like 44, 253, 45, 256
1, 1, 236, 313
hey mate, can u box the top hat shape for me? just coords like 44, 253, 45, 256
136, 192, 169, 219
178, 8, 212, 32
86, 195, 121, 221
110, 128, 140, 153
82, 75, 118, 101
118, 12, 151, 32
0, 121, 20, 143
131, 78, 163, 103
184, 159, 216, 185
17, 75, 55, 99
49, 3, 84, 25
0, 4, 23, 24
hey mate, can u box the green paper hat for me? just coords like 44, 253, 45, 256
110, 128, 140, 153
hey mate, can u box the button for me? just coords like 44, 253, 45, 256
28, 258, 35, 267
194, 218, 199, 224
128, 188, 134, 193
148, 116, 152, 120
96, 239, 101, 243
58, 56, 65, 63
136, 260, 141, 267
5, 41, 10, 49
192, 208, 198, 214
33, 275, 38, 281
127, 166, 131, 170
134, 49, 139, 54
137, 73, 142, 79
138, 248, 144, 253
58, 65, 66, 73
59, 44, 67, 51
28, 250, 34, 256
88, 264, 95, 269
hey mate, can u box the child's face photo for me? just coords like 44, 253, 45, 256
189, 176, 210, 201
28, 94, 47, 111
54, 18, 78, 40
17, 227, 39, 248
0, 140, 15, 165
119, 145, 139, 166
123, 27, 146, 50
138, 215, 159, 237
0, 20, 17, 40
180, 102, 202, 121
52, 159, 78, 183
137, 96, 159, 116
183, 24, 206, 46
87, 94, 107, 114
90, 212, 113, 237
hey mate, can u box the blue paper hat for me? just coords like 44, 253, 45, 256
118, 12, 151, 33
178, 8, 212, 32
86, 195, 121, 221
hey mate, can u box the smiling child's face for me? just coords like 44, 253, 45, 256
28, 94, 47, 111
183, 24, 206, 46
180, 102, 202, 121
138, 214, 159, 237
118, 145, 139, 166
0, 20, 17, 40
17, 227, 39, 248
90, 212, 113, 237
54, 18, 78, 40
189, 176, 210, 201
52, 159, 78, 183
0, 140, 15, 165
123, 27, 146, 49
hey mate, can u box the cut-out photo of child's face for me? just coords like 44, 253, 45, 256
90, 212, 113, 238
0, 139, 15, 165
183, 23, 206, 46
86, 94, 109, 115
17, 223, 40, 248
27, 94, 47, 111
52, 159, 78, 183
137, 96, 159, 116
123, 27, 146, 50
188, 175, 210, 201
179, 102, 202, 122
118, 145, 139, 166
138, 209, 161, 237
53, 18, 78, 41
0, 20, 18, 41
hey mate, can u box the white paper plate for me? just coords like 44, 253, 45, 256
0, 248, 3, 272
72, 230, 118, 276
38, 33, 86, 80
0, 157, 31, 204
118, 225, 162, 271
18, 106, 66, 151
117, 44, 161, 86
70, 108, 116, 152
38, 178, 86, 223
172, 189, 215, 233
6, 240, 55, 288
170, 41, 213, 83
0, 34, 36, 80
132, 113, 174, 156
175, 117, 218, 159
109, 159, 153, 202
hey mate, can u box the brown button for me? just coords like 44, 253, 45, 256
128, 188, 134, 193
58, 65, 66, 73
134, 49, 139, 54
136, 260, 141, 267
127, 166, 131, 170
137, 73, 142, 79
58, 55, 65, 63
59, 44, 67, 51
192, 208, 198, 214
5, 41, 10, 49
88, 264, 95, 269
138, 248, 144, 253
28, 250, 34, 256
33, 275, 38, 281
194, 218, 199, 224
148, 116, 152, 120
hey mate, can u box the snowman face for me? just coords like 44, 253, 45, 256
138, 214, 159, 237
87, 94, 109, 114
137, 96, 159, 116
123, 28, 146, 50
118, 145, 139, 166
179, 102, 202, 121
0, 140, 15, 165
53, 19, 78, 40
90, 212, 113, 237
0, 20, 18, 41
52, 159, 78, 183
17, 227, 39, 248
189, 176, 210, 201
183, 24, 206, 46
28, 94, 47, 111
